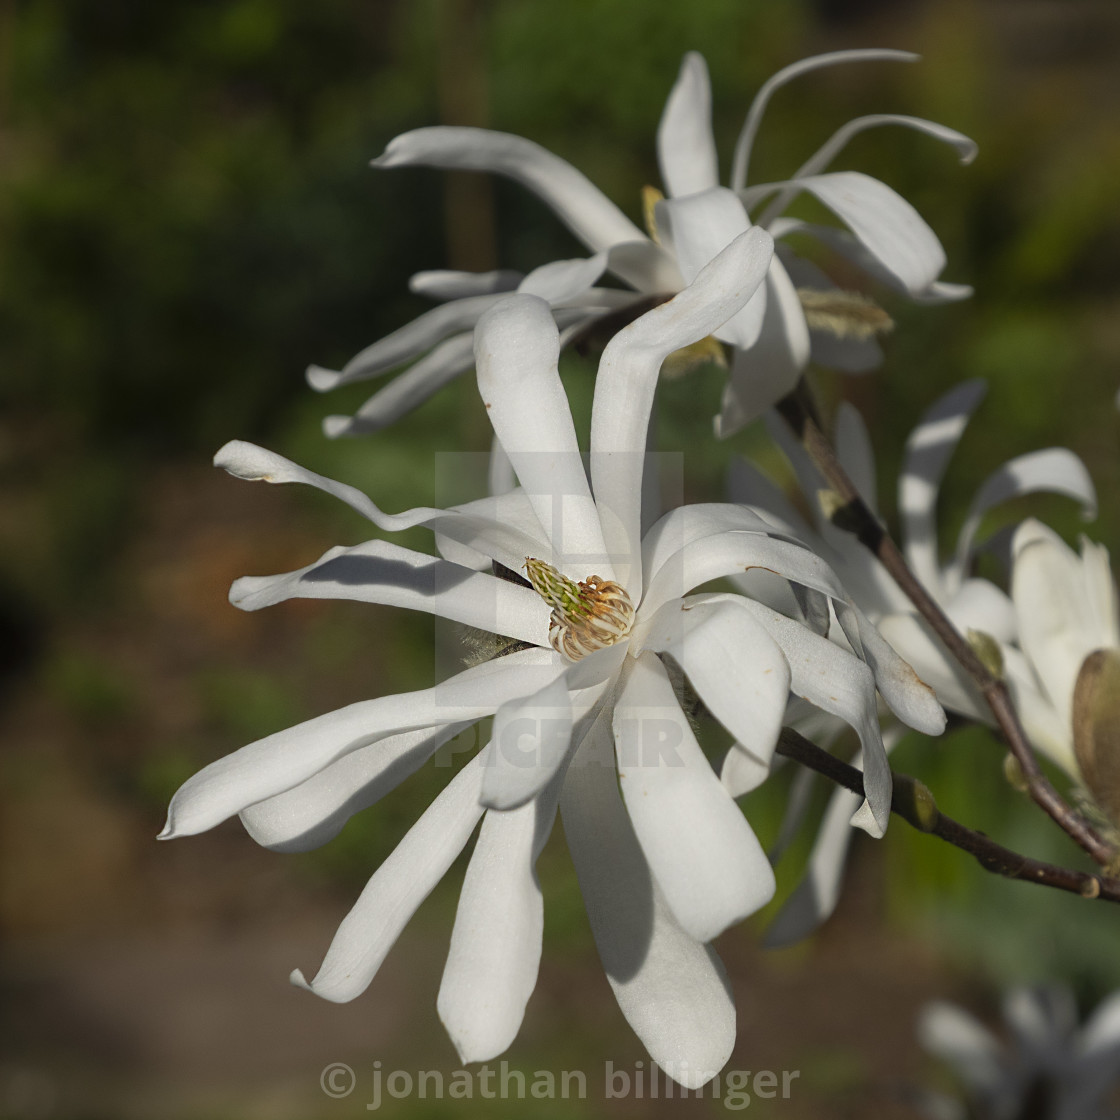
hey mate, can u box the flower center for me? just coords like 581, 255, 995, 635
524, 557, 635, 661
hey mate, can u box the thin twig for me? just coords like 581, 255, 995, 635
777, 729, 1119, 902
775, 382, 1116, 868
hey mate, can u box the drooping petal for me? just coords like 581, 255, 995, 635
948, 447, 1097, 593
899, 380, 987, 593
239, 723, 469, 853
656, 188, 765, 349
230, 537, 550, 646
517, 253, 608, 303
765, 784, 862, 947
590, 227, 774, 594
613, 651, 776, 941
291, 747, 489, 1003
374, 127, 647, 252
561, 707, 735, 1088
438, 775, 562, 1063
160, 647, 560, 838
410, 268, 523, 301
307, 295, 502, 391
756, 113, 976, 228
729, 49, 918, 192
657, 52, 720, 198
714, 257, 809, 436
475, 294, 612, 576
638, 598, 790, 770
213, 440, 545, 575
742, 172, 949, 297
323, 334, 477, 438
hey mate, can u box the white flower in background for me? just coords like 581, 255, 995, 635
729, 381, 1096, 943
916, 986, 1120, 1120
1011, 519, 1120, 827
310, 49, 974, 438
160, 232, 944, 1086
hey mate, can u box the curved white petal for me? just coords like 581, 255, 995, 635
917, 1002, 1006, 1091
475, 295, 612, 576
160, 647, 560, 838
291, 748, 489, 1003
729, 49, 918, 191
239, 723, 468, 853
942, 578, 1017, 644
590, 226, 774, 594
656, 188, 765, 349
638, 598, 790, 769
657, 52, 719, 198
214, 440, 546, 575
438, 779, 561, 1063
605, 240, 684, 293
899, 380, 987, 593
410, 268, 523, 301
561, 706, 735, 1087
230, 537, 550, 646
756, 113, 976, 228
613, 651, 776, 941
1081, 990, 1120, 1056
743, 171, 948, 296
948, 448, 1097, 593
323, 334, 476, 437
725, 458, 816, 542
435, 489, 551, 571
374, 127, 647, 252
518, 253, 608, 303
308, 296, 500, 391
714, 257, 809, 437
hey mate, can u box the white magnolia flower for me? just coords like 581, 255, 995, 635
1011, 519, 1120, 822
161, 231, 943, 1086
917, 986, 1120, 1120
729, 382, 1096, 943
310, 49, 974, 438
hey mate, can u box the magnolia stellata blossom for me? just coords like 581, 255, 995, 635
917, 986, 1120, 1120
1011, 519, 1120, 829
729, 382, 1097, 944
160, 232, 944, 1086
309, 49, 973, 438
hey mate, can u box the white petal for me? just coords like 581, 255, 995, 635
917, 1002, 1005, 1091
725, 458, 816, 542
743, 171, 949, 296
590, 227, 774, 594
657, 52, 720, 198
720, 743, 773, 798
308, 296, 500, 391
948, 447, 1097, 592
230, 537, 550, 646
638, 598, 790, 769
240, 723, 468, 852
656, 188, 765, 349
1081, 990, 1120, 1056
639, 529, 846, 623
488, 433, 517, 498
160, 647, 560, 838
605, 240, 683, 293
729, 49, 918, 191
374, 127, 647, 251
942, 577, 1017, 644
834, 402, 878, 514
411, 268, 523, 301
214, 440, 546, 575
475, 295, 612, 576
438, 780, 561, 1063
291, 748, 489, 1003
518, 253, 608, 303
561, 707, 735, 1087
614, 651, 776, 941
899, 380, 987, 593
710, 594, 892, 835
714, 257, 809, 435
765, 784, 862, 947
323, 334, 476, 437
756, 113, 976, 228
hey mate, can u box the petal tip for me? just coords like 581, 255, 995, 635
306, 364, 341, 391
